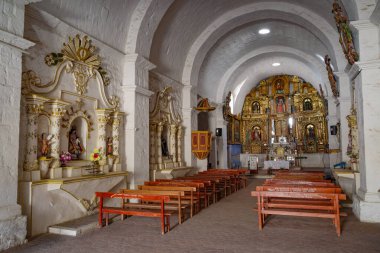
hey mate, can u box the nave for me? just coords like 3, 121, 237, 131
6, 178, 380, 253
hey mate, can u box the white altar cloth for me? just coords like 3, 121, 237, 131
263, 160, 290, 170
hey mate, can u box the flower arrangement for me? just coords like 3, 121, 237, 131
90, 147, 103, 163
60, 152, 72, 167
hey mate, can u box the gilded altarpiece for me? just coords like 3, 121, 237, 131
20, 35, 127, 237
237, 75, 328, 154
149, 87, 193, 180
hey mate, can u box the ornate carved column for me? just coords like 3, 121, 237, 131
177, 126, 184, 166
169, 124, 178, 162
23, 94, 49, 170
111, 111, 124, 158
156, 123, 164, 168
96, 109, 112, 158
47, 100, 70, 159
149, 123, 157, 167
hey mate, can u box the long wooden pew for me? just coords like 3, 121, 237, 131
251, 189, 346, 236
145, 181, 205, 212
137, 185, 196, 220
96, 191, 175, 234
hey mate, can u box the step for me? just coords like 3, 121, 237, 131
48, 214, 121, 236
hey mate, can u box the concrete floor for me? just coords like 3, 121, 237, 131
6, 179, 380, 253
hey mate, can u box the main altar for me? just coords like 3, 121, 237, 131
19, 35, 127, 236
225, 75, 328, 169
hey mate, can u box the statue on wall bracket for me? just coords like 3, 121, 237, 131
324, 55, 339, 98
332, 0, 359, 65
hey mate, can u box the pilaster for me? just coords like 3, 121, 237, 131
23, 94, 48, 170
122, 54, 155, 188
182, 85, 197, 167
95, 109, 112, 159
44, 99, 70, 159
350, 47, 380, 221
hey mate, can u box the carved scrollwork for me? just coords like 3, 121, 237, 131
61, 105, 95, 134
23, 34, 118, 110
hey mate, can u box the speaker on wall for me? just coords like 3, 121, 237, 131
330, 125, 338, 135
216, 128, 222, 136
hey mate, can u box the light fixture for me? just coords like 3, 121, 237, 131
258, 28, 270, 35
272, 62, 281, 67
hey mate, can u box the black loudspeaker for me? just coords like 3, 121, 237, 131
216, 128, 222, 136
330, 125, 338, 135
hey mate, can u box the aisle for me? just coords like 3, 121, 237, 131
6, 179, 380, 253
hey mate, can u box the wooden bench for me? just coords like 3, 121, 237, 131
145, 181, 204, 212
137, 185, 196, 219
251, 188, 346, 236
120, 189, 186, 224
96, 191, 174, 234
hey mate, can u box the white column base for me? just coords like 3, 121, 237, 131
0, 214, 27, 251
353, 192, 380, 223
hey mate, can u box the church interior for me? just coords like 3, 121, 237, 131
1, 0, 380, 252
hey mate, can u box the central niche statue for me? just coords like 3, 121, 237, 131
161, 136, 169, 157
68, 126, 84, 159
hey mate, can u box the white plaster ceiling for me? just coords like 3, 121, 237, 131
30, 0, 375, 112
148, 0, 353, 113
197, 20, 332, 101
32, 0, 139, 52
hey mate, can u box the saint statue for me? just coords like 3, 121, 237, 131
68, 127, 84, 159
251, 127, 261, 142
252, 102, 260, 113
40, 133, 53, 157
161, 137, 169, 156
306, 125, 316, 141
276, 97, 285, 113
106, 137, 113, 156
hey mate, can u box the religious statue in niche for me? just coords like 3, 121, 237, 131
303, 98, 313, 111
275, 79, 284, 94
251, 126, 261, 142
39, 133, 53, 157
305, 124, 316, 141
68, 127, 85, 159
252, 101, 260, 114
161, 137, 169, 157
106, 137, 113, 156
276, 96, 285, 113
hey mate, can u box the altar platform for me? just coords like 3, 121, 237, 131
20, 171, 128, 237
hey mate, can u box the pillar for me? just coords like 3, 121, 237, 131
122, 54, 155, 188
111, 111, 124, 158
0, 1, 35, 250
23, 95, 48, 170
169, 124, 178, 162
350, 19, 380, 222
182, 85, 197, 167
177, 126, 184, 166
149, 123, 156, 168
335, 72, 352, 164
45, 100, 70, 159
156, 123, 164, 168
95, 109, 112, 159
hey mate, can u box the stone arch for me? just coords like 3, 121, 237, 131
181, 1, 346, 88
125, 0, 174, 56
214, 46, 327, 113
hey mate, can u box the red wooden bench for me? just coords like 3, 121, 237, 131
96, 192, 174, 234
251, 188, 346, 236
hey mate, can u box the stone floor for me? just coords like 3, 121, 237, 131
5, 179, 380, 253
